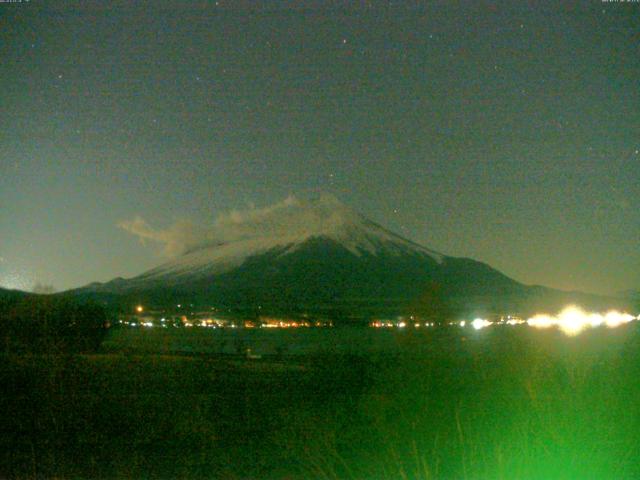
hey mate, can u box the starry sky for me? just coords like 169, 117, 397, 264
1, 0, 638, 296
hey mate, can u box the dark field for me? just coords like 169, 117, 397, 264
2, 325, 640, 479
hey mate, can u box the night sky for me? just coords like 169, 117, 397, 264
1, 1, 638, 295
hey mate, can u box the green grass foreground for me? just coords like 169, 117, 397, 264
1, 326, 640, 479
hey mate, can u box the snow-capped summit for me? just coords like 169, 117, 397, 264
78, 194, 561, 316
132, 194, 443, 284
70, 195, 628, 318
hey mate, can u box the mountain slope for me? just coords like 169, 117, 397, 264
129, 195, 443, 285
72, 195, 627, 318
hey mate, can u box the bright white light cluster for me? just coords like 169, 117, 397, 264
472, 318, 492, 330
457, 306, 637, 336
527, 306, 636, 336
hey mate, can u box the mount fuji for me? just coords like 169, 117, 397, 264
70, 195, 621, 319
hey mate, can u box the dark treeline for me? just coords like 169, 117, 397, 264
0, 290, 110, 353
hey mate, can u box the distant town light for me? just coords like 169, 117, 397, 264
557, 306, 587, 336
136, 305, 143, 313
506, 319, 524, 325
527, 306, 636, 336
472, 318, 491, 330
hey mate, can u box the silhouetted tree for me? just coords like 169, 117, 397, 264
406, 281, 455, 324
0, 295, 110, 353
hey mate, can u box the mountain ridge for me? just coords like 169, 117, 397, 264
68, 196, 630, 319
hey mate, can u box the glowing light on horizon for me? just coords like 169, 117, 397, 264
527, 314, 555, 329
472, 318, 491, 330
557, 306, 588, 336
453, 307, 637, 336
527, 306, 636, 336
605, 310, 635, 328
506, 319, 525, 325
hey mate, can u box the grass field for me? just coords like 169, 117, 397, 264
2, 324, 640, 479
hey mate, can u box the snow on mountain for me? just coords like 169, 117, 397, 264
71, 195, 629, 316
134, 194, 443, 282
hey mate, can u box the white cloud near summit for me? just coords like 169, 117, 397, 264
117, 216, 206, 257
117, 194, 352, 258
